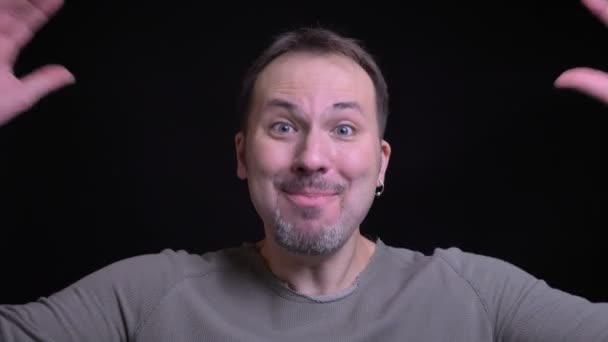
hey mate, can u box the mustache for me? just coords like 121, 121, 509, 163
276, 176, 346, 194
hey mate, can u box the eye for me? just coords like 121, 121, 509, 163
334, 124, 355, 137
270, 122, 296, 134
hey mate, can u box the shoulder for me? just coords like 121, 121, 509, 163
433, 247, 543, 307
380, 241, 542, 309
57, 244, 253, 304
32, 245, 253, 340
380, 242, 545, 326
433, 247, 535, 282
380, 241, 536, 284
93, 245, 250, 287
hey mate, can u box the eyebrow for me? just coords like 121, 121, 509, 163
264, 98, 300, 115
263, 98, 363, 117
332, 101, 363, 114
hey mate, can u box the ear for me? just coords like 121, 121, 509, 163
235, 131, 247, 180
378, 139, 391, 185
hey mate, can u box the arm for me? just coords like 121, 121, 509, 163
0, 261, 133, 342
0, 249, 190, 342
439, 248, 608, 341
477, 4, 608, 339
0, 0, 74, 127
495, 277, 608, 341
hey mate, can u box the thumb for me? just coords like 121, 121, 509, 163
20, 64, 76, 105
555, 67, 608, 104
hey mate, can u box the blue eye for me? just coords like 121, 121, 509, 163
335, 124, 355, 136
271, 122, 295, 134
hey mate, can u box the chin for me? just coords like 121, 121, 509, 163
271, 208, 354, 256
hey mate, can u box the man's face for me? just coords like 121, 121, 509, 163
235, 52, 391, 256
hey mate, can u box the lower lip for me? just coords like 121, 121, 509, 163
284, 193, 337, 206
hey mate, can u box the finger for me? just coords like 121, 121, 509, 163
581, 0, 608, 24
28, 0, 64, 32
0, 13, 32, 63
18, 63, 75, 106
555, 67, 608, 104
29, 0, 64, 13
0, 0, 64, 17
0, 4, 45, 60
30, 0, 64, 14
0, 11, 28, 36
0, 1, 47, 31
0, 0, 64, 39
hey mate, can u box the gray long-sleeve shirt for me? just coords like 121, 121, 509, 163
1, 239, 607, 341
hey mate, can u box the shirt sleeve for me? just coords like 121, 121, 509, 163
439, 248, 608, 341
0, 249, 189, 342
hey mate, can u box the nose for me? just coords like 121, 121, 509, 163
291, 130, 330, 175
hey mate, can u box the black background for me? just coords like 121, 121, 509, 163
1, 0, 607, 304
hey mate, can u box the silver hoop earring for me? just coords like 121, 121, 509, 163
375, 180, 384, 197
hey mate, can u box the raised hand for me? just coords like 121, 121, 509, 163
0, 0, 74, 127
555, 0, 608, 104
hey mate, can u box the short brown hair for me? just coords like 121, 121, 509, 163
238, 27, 389, 138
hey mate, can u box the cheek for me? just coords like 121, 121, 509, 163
335, 144, 380, 181
246, 136, 294, 182
245, 138, 294, 219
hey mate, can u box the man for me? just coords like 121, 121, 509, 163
1, 0, 608, 341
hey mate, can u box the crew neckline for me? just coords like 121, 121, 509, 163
243, 238, 387, 303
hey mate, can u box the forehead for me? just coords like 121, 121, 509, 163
252, 52, 376, 114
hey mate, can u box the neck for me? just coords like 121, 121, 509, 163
257, 231, 376, 297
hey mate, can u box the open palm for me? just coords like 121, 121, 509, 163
0, 0, 74, 126
555, 0, 608, 104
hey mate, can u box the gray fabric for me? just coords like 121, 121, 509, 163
1, 239, 607, 341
